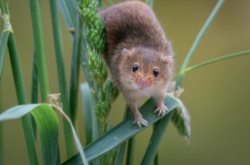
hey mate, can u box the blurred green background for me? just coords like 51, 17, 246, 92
1, 0, 250, 164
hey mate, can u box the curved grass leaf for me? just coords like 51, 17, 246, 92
31, 105, 59, 165
0, 104, 59, 165
0, 30, 10, 84
61, 94, 181, 165
175, 0, 225, 89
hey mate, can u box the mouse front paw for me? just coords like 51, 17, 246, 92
133, 113, 148, 128
154, 103, 168, 116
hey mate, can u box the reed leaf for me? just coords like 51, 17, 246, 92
0, 104, 59, 165
0, 30, 10, 83
61, 95, 181, 164
49, 0, 74, 158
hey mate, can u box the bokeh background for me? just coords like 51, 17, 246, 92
1, 0, 250, 164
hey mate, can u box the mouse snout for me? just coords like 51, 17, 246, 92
137, 77, 149, 89
140, 78, 147, 85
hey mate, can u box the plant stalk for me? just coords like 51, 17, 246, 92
49, 0, 74, 157
29, 0, 50, 101
141, 111, 174, 165
176, 0, 225, 89
185, 50, 250, 73
8, 32, 39, 165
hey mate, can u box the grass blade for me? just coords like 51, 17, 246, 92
69, 15, 82, 126
80, 83, 100, 142
0, 104, 59, 165
0, 87, 2, 165
57, 0, 78, 39
145, 0, 154, 8
80, 83, 93, 145
7, 31, 39, 165
176, 0, 225, 89
61, 95, 181, 164
29, 0, 50, 101
114, 106, 131, 165
31, 46, 38, 139
49, 0, 74, 158
141, 111, 175, 165
126, 136, 135, 165
31, 105, 59, 165
185, 50, 250, 73
0, 30, 10, 83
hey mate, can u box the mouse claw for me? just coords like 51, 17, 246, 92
133, 115, 148, 128
154, 104, 168, 116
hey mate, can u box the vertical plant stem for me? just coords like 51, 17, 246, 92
3, 0, 9, 17
145, 0, 154, 8
141, 111, 174, 165
126, 137, 135, 165
0, 1, 4, 16
49, 0, 74, 157
176, 0, 225, 89
29, 0, 50, 101
69, 14, 82, 126
154, 153, 158, 165
31, 50, 38, 139
7, 32, 39, 165
114, 106, 131, 165
98, 0, 102, 8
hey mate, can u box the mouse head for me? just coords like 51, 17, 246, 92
119, 47, 173, 92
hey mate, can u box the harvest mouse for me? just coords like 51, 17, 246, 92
101, 1, 174, 127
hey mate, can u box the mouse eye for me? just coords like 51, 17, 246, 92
153, 69, 158, 77
132, 65, 139, 72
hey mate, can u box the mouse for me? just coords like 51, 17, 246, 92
100, 1, 174, 127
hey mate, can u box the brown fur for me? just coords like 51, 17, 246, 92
100, 1, 174, 125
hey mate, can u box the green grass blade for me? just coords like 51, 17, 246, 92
49, 0, 74, 158
57, 0, 77, 39
0, 88, 2, 165
80, 83, 100, 142
114, 106, 131, 165
69, 15, 82, 126
176, 0, 225, 89
61, 95, 181, 164
145, 0, 154, 8
29, 0, 50, 101
31, 105, 59, 165
0, 104, 59, 165
7, 31, 39, 165
0, 0, 4, 16
3, 0, 9, 17
31, 47, 38, 139
126, 136, 135, 165
185, 50, 250, 73
0, 30, 10, 83
98, 0, 102, 8
0, 104, 42, 121
141, 111, 175, 165
80, 83, 93, 145
106, 0, 114, 6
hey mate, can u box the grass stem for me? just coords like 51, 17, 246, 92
185, 50, 250, 73
49, 0, 74, 157
29, 0, 50, 101
176, 0, 225, 89
8, 32, 39, 165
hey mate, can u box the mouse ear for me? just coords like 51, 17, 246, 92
122, 48, 132, 56
162, 56, 173, 64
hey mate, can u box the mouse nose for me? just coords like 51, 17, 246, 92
140, 78, 148, 85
